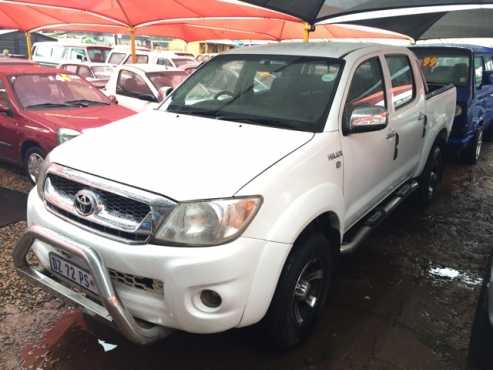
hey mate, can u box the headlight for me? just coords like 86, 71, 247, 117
57, 128, 80, 145
154, 196, 262, 246
36, 156, 51, 200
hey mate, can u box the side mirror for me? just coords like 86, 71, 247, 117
0, 102, 12, 117
158, 86, 173, 101
483, 71, 493, 86
108, 95, 118, 104
344, 105, 388, 135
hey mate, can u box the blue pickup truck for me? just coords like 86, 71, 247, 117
411, 44, 493, 164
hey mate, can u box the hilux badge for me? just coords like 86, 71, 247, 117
74, 190, 98, 217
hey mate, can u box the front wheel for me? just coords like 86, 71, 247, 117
259, 232, 335, 350
24, 146, 45, 184
463, 128, 483, 165
416, 142, 445, 207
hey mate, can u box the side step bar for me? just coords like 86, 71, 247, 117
340, 180, 419, 255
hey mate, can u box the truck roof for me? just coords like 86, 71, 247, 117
226, 41, 400, 59
411, 43, 493, 54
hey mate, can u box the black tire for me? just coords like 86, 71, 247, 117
467, 268, 493, 370
483, 123, 493, 142
259, 232, 335, 350
23, 146, 45, 184
462, 128, 483, 165
415, 141, 445, 207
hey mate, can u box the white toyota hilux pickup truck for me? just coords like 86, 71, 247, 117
14, 42, 456, 349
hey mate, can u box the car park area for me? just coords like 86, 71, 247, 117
0, 143, 492, 369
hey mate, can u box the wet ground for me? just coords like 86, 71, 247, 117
1, 144, 493, 370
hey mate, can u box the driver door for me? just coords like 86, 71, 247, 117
341, 56, 396, 229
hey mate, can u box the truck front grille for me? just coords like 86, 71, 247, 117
43, 164, 176, 244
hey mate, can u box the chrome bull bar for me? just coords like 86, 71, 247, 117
13, 225, 171, 345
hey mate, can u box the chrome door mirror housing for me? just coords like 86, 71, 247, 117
344, 105, 388, 135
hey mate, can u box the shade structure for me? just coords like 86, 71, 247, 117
239, 1, 493, 24
333, 8, 493, 40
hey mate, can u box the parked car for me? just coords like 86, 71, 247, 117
32, 42, 111, 67
106, 48, 198, 70
58, 62, 114, 89
105, 64, 188, 112
411, 44, 493, 164
467, 254, 493, 370
0, 62, 134, 182
14, 43, 456, 349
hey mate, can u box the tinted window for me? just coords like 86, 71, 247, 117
87, 47, 110, 63
108, 52, 126, 65
70, 48, 87, 61
116, 70, 154, 100
157, 57, 173, 67
386, 55, 416, 110
483, 55, 493, 71
147, 71, 188, 90
163, 54, 343, 132
346, 57, 386, 111
475, 56, 484, 87
413, 49, 470, 87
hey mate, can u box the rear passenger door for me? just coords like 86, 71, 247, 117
384, 54, 426, 187
475, 54, 493, 132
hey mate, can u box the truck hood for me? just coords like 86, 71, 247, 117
49, 110, 314, 201
26, 104, 134, 132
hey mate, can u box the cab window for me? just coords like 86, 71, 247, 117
116, 70, 155, 101
474, 56, 484, 88
70, 48, 87, 62
124, 54, 149, 64
385, 55, 416, 110
108, 52, 126, 65
346, 57, 387, 112
157, 57, 173, 67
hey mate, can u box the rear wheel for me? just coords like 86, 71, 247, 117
23, 146, 45, 184
259, 232, 335, 350
416, 141, 445, 207
463, 128, 483, 165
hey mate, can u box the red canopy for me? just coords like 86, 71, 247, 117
0, 0, 408, 41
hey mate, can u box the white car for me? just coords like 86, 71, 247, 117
32, 42, 111, 67
106, 48, 198, 70
105, 64, 188, 112
14, 42, 456, 349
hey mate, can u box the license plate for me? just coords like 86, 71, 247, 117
49, 253, 98, 295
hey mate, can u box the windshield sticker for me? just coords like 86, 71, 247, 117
321, 73, 336, 82
422, 56, 439, 69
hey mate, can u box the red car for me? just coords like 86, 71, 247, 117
0, 60, 134, 182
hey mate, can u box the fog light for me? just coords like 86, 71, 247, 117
200, 289, 222, 308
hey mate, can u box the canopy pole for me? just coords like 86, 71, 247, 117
129, 26, 136, 63
25, 31, 33, 60
303, 22, 315, 42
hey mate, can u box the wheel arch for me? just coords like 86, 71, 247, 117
20, 140, 43, 162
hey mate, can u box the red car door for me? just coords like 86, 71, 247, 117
0, 77, 20, 162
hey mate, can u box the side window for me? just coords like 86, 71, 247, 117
116, 70, 154, 99
70, 48, 87, 61
483, 55, 493, 71
346, 57, 387, 112
474, 56, 484, 88
385, 55, 416, 110
124, 54, 149, 64
78, 66, 92, 78
108, 52, 126, 65
61, 65, 78, 74
34, 45, 51, 58
51, 46, 65, 59
157, 57, 173, 67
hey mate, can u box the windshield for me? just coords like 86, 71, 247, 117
147, 71, 188, 90
413, 49, 470, 87
11, 73, 110, 109
172, 58, 195, 68
162, 54, 342, 132
86, 47, 111, 63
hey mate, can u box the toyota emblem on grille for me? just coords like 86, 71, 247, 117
74, 190, 99, 217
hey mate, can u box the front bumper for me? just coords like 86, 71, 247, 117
13, 190, 290, 344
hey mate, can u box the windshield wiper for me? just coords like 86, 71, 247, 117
26, 102, 74, 109
64, 99, 109, 107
